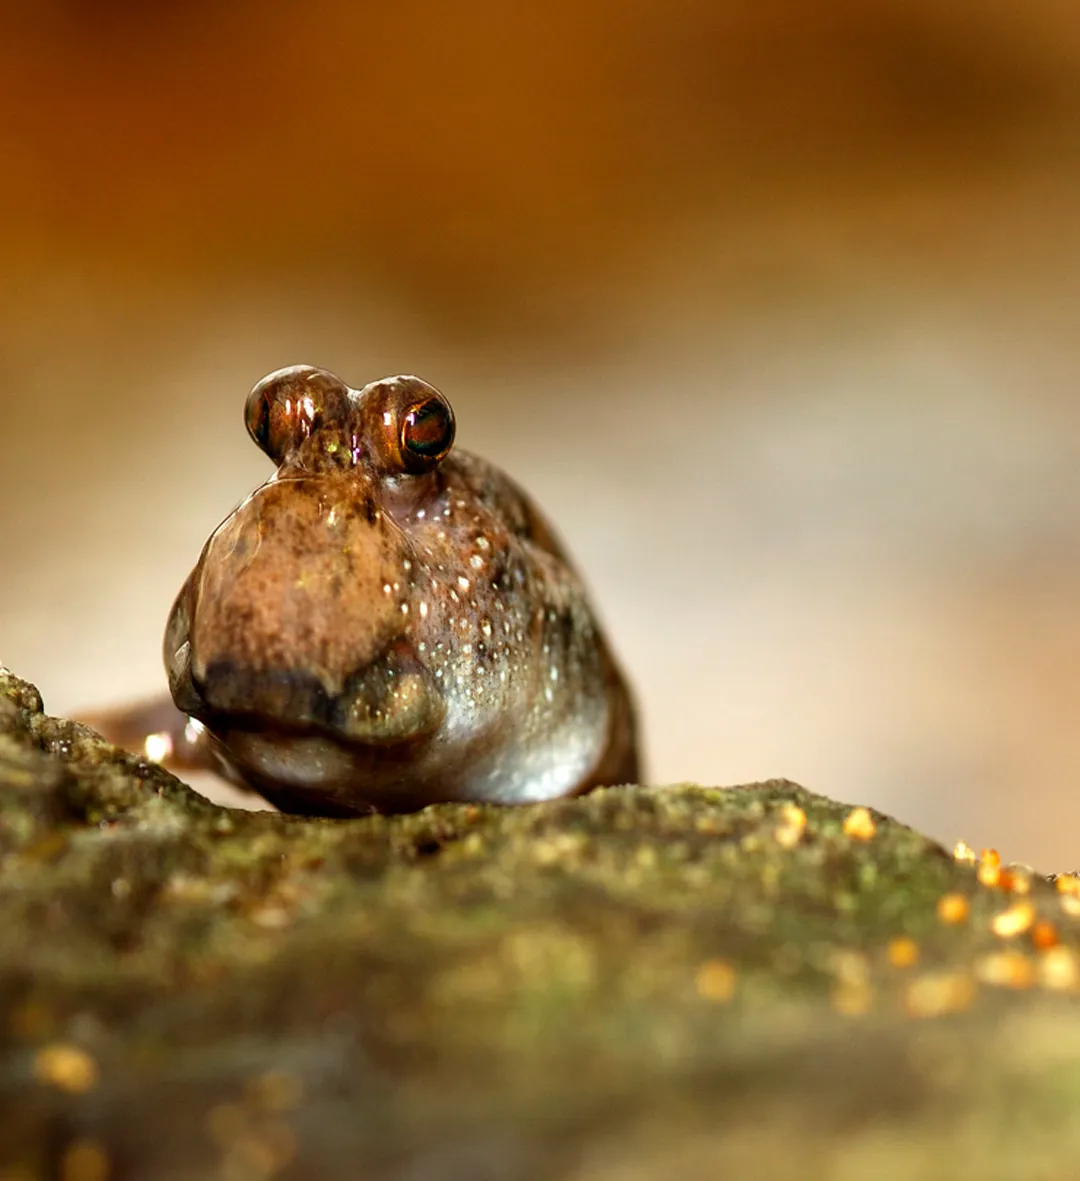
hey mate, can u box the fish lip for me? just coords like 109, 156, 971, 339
166, 640, 202, 717
194, 705, 437, 752
183, 645, 448, 749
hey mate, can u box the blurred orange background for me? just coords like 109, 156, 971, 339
4, 1, 1080, 867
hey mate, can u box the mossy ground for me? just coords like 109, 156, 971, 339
1, 666, 1079, 1180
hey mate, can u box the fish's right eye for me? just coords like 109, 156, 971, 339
244, 365, 348, 464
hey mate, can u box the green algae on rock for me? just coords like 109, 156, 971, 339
2, 665, 1080, 1180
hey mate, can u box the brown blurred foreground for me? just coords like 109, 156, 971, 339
5, 666, 1080, 1179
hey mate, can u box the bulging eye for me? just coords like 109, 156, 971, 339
244, 366, 348, 464
244, 384, 291, 460
400, 396, 455, 472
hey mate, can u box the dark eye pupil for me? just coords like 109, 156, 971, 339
402, 399, 454, 459
249, 393, 272, 450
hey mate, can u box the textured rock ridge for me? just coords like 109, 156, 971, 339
1, 666, 1078, 1180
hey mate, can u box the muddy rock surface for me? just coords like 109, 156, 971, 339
1, 666, 1078, 1181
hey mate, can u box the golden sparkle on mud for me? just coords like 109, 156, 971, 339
143, 731, 173, 764
936, 893, 970, 924
997, 864, 1033, 894
1031, 918, 1059, 950
695, 959, 737, 1003
903, 971, 976, 1019
990, 901, 1036, 939
974, 950, 1035, 989
841, 807, 876, 842
33, 1043, 99, 1093
886, 936, 920, 969
952, 840, 976, 863
976, 848, 1001, 889
1055, 875, 1080, 916
773, 803, 807, 850
1038, 945, 1080, 991
1059, 892, 1080, 918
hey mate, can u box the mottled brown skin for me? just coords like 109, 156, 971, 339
125, 366, 638, 815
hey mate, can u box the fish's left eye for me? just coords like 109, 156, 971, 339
400, 397, 455, 472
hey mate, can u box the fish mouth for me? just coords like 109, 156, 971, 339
171, 640, 446, 748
